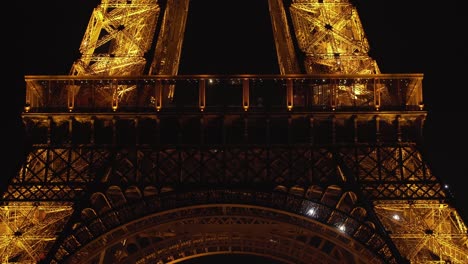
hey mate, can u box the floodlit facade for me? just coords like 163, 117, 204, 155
4, 0, 468, 263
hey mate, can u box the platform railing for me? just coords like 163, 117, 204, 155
24, 74, 424, 113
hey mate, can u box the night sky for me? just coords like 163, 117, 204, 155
12, 1, 467, 261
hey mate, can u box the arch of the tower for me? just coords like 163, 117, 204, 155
52, 186, 397, 264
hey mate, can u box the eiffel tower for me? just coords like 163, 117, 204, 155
5, 0, 468, 263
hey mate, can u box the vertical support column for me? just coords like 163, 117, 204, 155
266, 117, 271, 145
44, 118, 52, 183
417, 77, 424, 110
155, 116, 160, 146
47, 117, 52, 145
331, 115, 336, 144
155, 80, 163, 111
396, 115, 402, 142
90, 116, 96, 145
112, 79, 119, 112
266, 117, 271, 180
353, 116, 358, 143
375, 115, 381, 143
330, 79, 337, 111
24, 80, 32, 112
199, 115, 205, 181
309, 116, 315, 145
286, 79, 293, 111
199, 79, 206, 112
243, 114, 249, 143
135, 117, 140, 145
242, 113, 249, 183
200, 116, 205, 145
374, 78, 381, 110
177, 115, 183, 145
243, 79, 249, 111
112, 117, 117, 145
221, 115, 226, 146
67, 80, 76, 112
419, 116, 425, 144
68, 117, 73, 145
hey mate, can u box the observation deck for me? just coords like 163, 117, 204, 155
24, 74, 424, 114
22, 74, 426, 148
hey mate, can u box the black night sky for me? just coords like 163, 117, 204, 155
11, 1, 467, 262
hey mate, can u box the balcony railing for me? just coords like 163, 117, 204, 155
24, 74, 424, 113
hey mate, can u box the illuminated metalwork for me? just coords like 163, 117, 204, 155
0, 203, 73, 263
289, 0, 379, 74
69, 0, 160, 77
6, 0, 468, 263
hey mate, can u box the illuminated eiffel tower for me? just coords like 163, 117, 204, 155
4, 0, 468, 263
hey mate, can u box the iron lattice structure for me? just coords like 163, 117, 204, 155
6, 0, 468, 263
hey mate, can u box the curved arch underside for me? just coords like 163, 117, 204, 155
57, 188, 396, 264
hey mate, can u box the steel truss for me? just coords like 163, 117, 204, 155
10, 0, 468, 263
